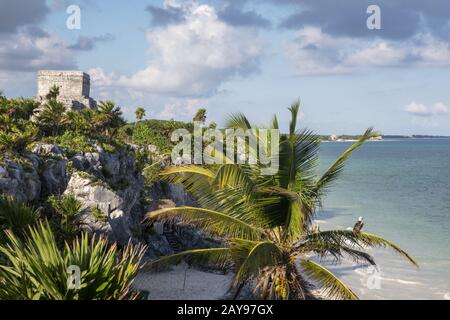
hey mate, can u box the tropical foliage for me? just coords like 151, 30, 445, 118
35, 99, 68, 136
144, 101, 418, 300
193, 108, 207, 123
0, 220, 145, 300
135, 107, 146, 121
0, 196, 39, 239
48, 194, 84, 239
119, 119, 193, 154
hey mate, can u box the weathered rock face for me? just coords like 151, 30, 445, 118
0, 142, 220, 255
0, 144, 144, 244
64, 172, 142, 243
65, 148, 144, 244
0, 160, 41, 203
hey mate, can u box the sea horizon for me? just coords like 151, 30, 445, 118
317, 138, 450, 300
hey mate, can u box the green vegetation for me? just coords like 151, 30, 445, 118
135, 107, 146, 122
0, 88, 186, 300
1, 84, 416, 301
0, 220, 145, 300
91, 207, 108, 223
144, 101, 418, 300
193, 108, 207, 123
48, 194, 84, 239
0, 196, 40, 239
119, 119, 193, 154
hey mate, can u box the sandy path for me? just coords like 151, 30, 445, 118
133, 265, 233, 300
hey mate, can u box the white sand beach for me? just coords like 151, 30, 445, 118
133, 265, 234, 300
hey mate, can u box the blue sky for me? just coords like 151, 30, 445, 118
1, 0, 450, 135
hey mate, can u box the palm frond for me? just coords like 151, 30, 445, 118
300, 259, 358, 300
160, 165, 216, 179
145, 207, 264, 240
305, 230, 418, 268
160, 165, 215, 198
293, 129, 320, 182
213, 164, 256, 198
271, 115, 279, 130
225, 113, 252, 130
142, 248, 231, 271
231, 239, 283, 285
314, 128, 376, 197
288, 100, 300, 136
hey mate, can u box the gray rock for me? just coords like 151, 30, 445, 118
0, 161, 41, 203
40, 159, 68, 195
31, 143, 66, 156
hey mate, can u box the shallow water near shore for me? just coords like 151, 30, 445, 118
317, 138, 450, 300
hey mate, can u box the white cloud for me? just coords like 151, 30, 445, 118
0, 30, 75, 71
286, 27, 450, 76
118, 1, 264, 97
404, 101, 450, 117
158, 98, 206, 120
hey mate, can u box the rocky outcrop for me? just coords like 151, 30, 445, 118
0, 142, 222, 256
64, 172, 142, 243
0, 160, 41, 203
64, 147, 144, 243
0, 144, 144, 244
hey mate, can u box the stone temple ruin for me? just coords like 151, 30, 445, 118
35, 70, 97, 110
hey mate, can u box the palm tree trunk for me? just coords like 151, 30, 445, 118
232, 281, 246, 300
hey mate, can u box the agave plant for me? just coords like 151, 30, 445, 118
0, 196, 39, 239
144, 101, 418, 300
0, 220, 145, 300
48, 194, 84, 238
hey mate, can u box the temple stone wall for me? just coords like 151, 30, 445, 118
36, 70, 97, 110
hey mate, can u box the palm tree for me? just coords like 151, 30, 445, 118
45, 85, 60, 100
135, 107, 146, 122
0, 220, 145, 300
193, 108, 207, 124
35, 99, 68, 135
97, 101, 125, 137
144, 101, 418, 300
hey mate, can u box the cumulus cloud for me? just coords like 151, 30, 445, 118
285, 27, 450, 75
146, 0, 185, 27
0, 0, 49, 34
276, 0, 450, 41
147, 0, 271, 29
68, 34, 115, 51
218, 2, 271, 29
0, 29, 76, 72
404, 102, 450, 117
116, 1, 264, 97
0, 0, 76, 72
158, 98, 206, 120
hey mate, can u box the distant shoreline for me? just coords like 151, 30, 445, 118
320, 135, 450, 142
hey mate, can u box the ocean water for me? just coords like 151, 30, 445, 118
316, 139, 450, 300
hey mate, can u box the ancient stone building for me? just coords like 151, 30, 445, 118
35, 70, 97, 110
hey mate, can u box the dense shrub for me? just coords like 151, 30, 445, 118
118, 119, 193, 154
0, 220, 145, 300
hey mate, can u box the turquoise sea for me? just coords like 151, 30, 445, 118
317, 139, 450, 300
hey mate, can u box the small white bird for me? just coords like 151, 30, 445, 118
353, 216, 364, 233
